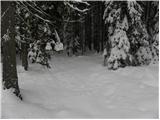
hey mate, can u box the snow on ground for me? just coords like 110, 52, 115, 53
2, 53, 159, 118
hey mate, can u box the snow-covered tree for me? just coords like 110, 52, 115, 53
148, 1, 159, 64
131, 1, 159, 65
103, 1, 130, 69
127, 1, 149, 65
107, 16, 130, 69
103, 1, 150, 69
16, 1, 57, 68
15, 1, 89, 68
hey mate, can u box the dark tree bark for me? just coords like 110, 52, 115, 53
100, 2, 105, 52
19, 19, 29, 71
81, 21, 85, 55
85, 11, 92, 51
1, 1, 22, 100
21, 43, 28, 71
91, 7, 94, 51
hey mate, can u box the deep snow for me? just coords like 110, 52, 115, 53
2, 53, 159, 118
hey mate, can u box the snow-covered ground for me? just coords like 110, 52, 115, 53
2, 53, 159, 118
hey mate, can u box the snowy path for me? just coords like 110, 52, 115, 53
2, 54, 159, 118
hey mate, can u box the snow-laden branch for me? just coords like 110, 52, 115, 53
79, 1, 90, 6
66, 2, 88, 13
33, 2, 52, 18
34, 14, 53, 24
54, 29, 61, 43
73, 1, 90, 6
18, 1, 55, 25
17, 13, 30, 28
17, 1, 86, 25
25, 2, 47, 17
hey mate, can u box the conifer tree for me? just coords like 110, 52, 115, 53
103, 1, 149, 69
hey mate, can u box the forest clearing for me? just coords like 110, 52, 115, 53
1, 1, 159, 118
2, 53, 158, 118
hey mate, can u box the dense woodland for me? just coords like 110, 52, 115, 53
1, 1, 159, 99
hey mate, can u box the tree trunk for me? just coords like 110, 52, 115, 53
91, 8, 94, 50
100, 3, 105, 52
81, 21, 85, 55
21, 18, 30, 71
21, 43, 28, 71
1, 1, 22, 100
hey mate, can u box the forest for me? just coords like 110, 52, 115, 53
1, 1, 159, 118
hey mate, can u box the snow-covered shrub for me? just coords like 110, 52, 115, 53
28, 50, 37, 63
28, 41, 51, 68
54, 42, 64, 51
45, 42, 53, 51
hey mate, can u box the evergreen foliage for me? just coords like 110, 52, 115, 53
103, 1, 158, 69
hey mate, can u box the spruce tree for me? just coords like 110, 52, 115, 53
103, 1, 149, 69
